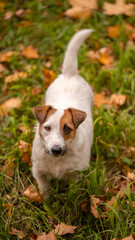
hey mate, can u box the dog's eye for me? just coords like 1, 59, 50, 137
64, 125, 72, 134
44, 126, 51, 131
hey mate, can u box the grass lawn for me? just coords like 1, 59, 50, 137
0, 0, 135, 239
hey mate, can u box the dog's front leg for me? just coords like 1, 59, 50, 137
33, 170, 51, 198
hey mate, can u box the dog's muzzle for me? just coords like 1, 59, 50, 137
51, 145, 66, 157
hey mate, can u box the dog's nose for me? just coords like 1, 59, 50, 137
52, 145, 62, 156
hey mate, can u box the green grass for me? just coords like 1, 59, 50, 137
0, 0, 135, 239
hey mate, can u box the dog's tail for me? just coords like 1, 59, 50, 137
62, 29, 94, 77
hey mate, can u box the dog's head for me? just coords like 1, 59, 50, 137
33, 105, 86, 157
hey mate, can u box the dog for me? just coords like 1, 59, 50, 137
31, 29, 94, 197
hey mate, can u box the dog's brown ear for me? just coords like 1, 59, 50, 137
68, 108, 87, 128
33, 105, 54, 124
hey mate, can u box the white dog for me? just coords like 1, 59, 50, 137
31, 29, 94, 196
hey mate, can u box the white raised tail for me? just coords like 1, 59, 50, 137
62, 29, 94, 77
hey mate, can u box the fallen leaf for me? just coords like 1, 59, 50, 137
105, 196, 115, 212
44, 61, 52, 68
132, 201, 135, 208
99, 52, 114, 66
0, 63, 6, 73
21, 46, 39, 59
0, 97, 21, 117
37, 232, 47, 240
10, 228, 25, 239
2, 158, 15, 177
15, 9, 24, 17
42, 68, 56, 89
94, 91, 109, 108
127, 172, 135, 181
37, 230, 57, 240
31, 86, 42, 96
4, 71, 27, 83
17, 20, 31, 27
23, 184, 44, 202
4, 11, 14, 20
64, 0, 98, 19
90, 195, 102, 218
55, 222, 77, 236
103, 0, 135, 16
125, 23, 135, 41
107, 25, 120, 38
113, 234, 135, 240
19, 140, 32, 165
109, 94, 127, 107
0, 51, 18, 63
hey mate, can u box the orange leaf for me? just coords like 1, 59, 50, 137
4, 11, 14, 20
107, 25, 120, 38
99, 52, 114, 66
4, 71, 27, 83
0, 51, 18, 63
105, 196, 115, 212
42, 68, 56, 89
0, 63, 6, 73
19, 140, 32, 165
103, 0, 135, 16
0, 97, 21, 117
94, 91, 109, 108
21, 46, 39, 59
55, 222, 77, 236
127, 172, 135, 181
23, 184, 44, 202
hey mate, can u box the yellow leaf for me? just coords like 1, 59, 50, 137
0, 97, 21, 117
21, 46, 39, 59
0, 1, 5, 12
99, 53, 114, 66
4, 71, 27, 83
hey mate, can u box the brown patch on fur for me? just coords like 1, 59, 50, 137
33, 105, 56, 137
60, 108, 86, 141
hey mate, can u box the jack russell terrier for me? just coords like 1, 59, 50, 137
32, 29, 94, 197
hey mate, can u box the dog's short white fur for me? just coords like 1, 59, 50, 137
32, 29, 94, 196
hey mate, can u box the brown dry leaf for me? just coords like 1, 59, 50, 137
18, 20, 31, 27
23, 184, 44, 202
55, 222, 77, 236
113, 234, 135, 240
4, 11, 14, 20
21, 46, 39, 59
19, 140, 32, 165
125, 23, 135, 41
90, 195, 102, 218
44, 61, 52, 68
64, 0, 98, 19
0, 51, 18, 63
10, 228, 25, 239
103, 0, 135, 16
94, 91, 109, 108
109, 94, 127, 107
2, 158, 15, 177
3, 195, 14, 216
42, 68, 56, 89
37, 230, 57, 240
127, 172, 135, 181
107, 25, 120, 38
0, 97, 21, 117
0, 1, 5, 12
31, 86, 42, 96
15, 9, 24, 17
0, 63, 6, 73
87, 50, 100, 63
132, 201, 135, 208
105, 196, 115, 212
4, 71, 27, 83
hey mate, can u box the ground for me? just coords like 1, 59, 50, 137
0, 0, 135, 239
